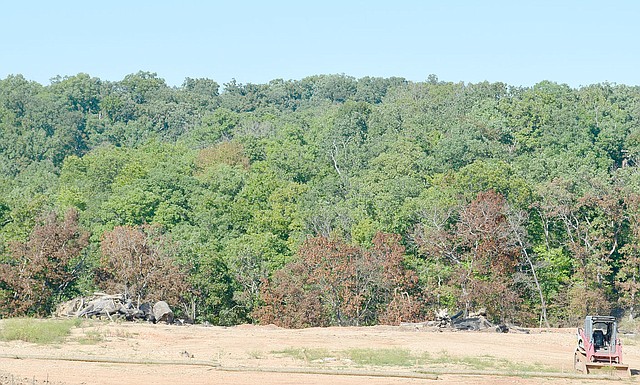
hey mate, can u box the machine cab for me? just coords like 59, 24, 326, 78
582, 315, 618, 353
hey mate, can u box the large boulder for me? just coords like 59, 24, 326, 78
139, 302, 155, 321
452, 316, 493, 331
152, 301, 174, 324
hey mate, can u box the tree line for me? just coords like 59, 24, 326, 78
1, 72, 640, 327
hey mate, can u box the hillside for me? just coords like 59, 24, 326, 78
1, 73, 640, 326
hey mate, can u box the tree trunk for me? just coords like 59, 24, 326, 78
521, 242, 549, 328
508, 211, 550, 328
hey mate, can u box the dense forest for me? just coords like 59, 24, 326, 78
1, 72, 640, 328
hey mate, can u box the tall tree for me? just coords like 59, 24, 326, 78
255, 233, 420, 327
0, 209, 89, 316
97, 225, 190, 308
416, 191, 523, 322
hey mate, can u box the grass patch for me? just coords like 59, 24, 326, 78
273, 347, 331, 362
272, 346, 556, 373
347, 348, 415, 367
425, 351, 554, 372
77, 329, 104, 345
104, 328, 135, 339
0, 318, 82, 344
73, 322, 137, 344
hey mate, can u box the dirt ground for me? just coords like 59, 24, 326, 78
1, 321, 638, 385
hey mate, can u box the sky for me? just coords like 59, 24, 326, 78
1, 1, 639, 88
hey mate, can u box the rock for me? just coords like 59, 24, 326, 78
152, 301, 174, 324
495, 324, 509, 333
452, 316, 493, 331
506, 324, 530, 334
139, 302, 155, 322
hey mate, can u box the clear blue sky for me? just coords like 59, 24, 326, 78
2, 1, 638, 88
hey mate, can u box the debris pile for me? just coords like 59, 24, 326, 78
55, 293, 174, 324
450, 308, 494, 331
400, 308, 529, 333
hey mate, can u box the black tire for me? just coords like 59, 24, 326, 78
574, 349, 586, 373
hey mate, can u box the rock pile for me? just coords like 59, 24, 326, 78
55, 293, 174, 324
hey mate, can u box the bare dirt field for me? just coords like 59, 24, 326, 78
1, 320, 638, 385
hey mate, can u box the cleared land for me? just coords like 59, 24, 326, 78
1, 320, 638, 384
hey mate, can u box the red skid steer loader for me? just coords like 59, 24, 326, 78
574, 315, 630, 378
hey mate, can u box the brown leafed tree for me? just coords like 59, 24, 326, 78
97, 225, 190, 307
254, 232, 421, 328
455, 190, 521, 321
253, 261, 328, 328
369, 233, 421, 325
196, 141, 250, 170
0, 209, 89, 316
416, 190, 522, 322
